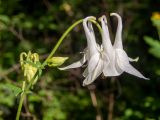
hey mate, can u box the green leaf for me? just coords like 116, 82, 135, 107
144, 36, 160, 58
144, 36, 160, 47
5, 84, 22, 96
149, 48, 160, 58
36, 61, 43, 69
38, 69, 42, 77
0, 21, 7, 30
48, 23, 57, 30
0, 15, 10, 24
151, 18, 160, 27
23, 20, 33, 29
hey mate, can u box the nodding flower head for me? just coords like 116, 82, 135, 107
59, 16, 108, 86
100, 13, 149, 80
60, 14, 149, 86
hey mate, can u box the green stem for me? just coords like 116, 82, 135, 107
16, 18, 102, 120
42, 18, 102, 66
90, 19, 102, 33
15, 71, 39, 119
42, 19, 83, 66
16, 92, 26, 120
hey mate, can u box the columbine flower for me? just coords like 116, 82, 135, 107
100, 13, 148, 80
59, 16, 97, 71
60, 13, 148, 86
60, 16, 107, 86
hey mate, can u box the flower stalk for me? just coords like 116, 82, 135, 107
16, 18, 101, 120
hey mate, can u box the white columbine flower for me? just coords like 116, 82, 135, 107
60, 14, 148, 86
100, 13, 149, 80
59, 16, 109, 86
59, 16, 98, 71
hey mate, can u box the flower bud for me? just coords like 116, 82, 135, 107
47, 57, 68, 67
20, 51, 40, 84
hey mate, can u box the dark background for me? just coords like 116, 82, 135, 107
0, 0, 160, 120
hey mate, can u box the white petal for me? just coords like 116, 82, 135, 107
100, 15, 113, 53
121, 63, 149, 80
88, 53, 100, 74
115, 49, 149, 80
83, 53, 103, 77
83, 17, 99, 57
83, 57, 103, 86
59, 54, 86, 70
110, 13, 123, 49
103, 52, 122, 76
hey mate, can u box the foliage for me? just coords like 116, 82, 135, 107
0, 0, 160, 120
144, 36, 160, 58
144, 12, 160, 75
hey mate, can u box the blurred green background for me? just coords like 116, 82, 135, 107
0, 0, 160, 120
